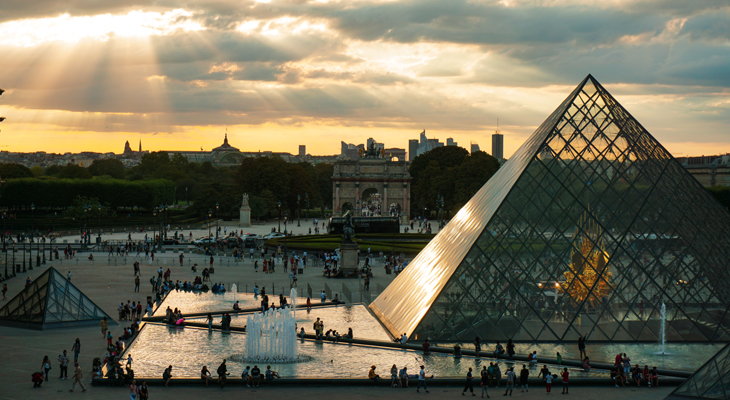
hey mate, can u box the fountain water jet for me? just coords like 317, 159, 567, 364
232, 288, 310, 363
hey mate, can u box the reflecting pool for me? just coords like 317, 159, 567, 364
126, 323, 612, 379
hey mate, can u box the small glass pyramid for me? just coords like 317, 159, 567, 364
0, 267, 114, 330
370, 75, 730, 342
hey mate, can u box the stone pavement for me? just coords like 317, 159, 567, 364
0, 221, 674, 400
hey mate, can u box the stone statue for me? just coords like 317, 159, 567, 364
239, 193, 251, 227
342, 211, 355, 243
365, 141, 379, 158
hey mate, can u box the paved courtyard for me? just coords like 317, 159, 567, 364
0, 222, 677, 400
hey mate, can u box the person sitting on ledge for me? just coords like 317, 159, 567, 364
265, 365, 280, 380
250, 365, 261, 387
582, 357, 591, 371
368, 365, 380, 386
233, 301, 240, 310
162, 365, 173, 387
241, 366, 252, 387
331, 294, 344, 304
200, 366, 213, 387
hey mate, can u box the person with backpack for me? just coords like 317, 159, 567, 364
217, 359, 229, 389
480, 365, 490, 398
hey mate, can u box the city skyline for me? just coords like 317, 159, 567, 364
0, 1, 729, 157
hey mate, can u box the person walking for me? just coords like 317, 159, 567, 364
58, 350, 69, 379
69, 362, 86, 392
480, 366, 490, 398
217, 359, 229, 389
100, 317, 108, 338
129, 379, 138, 400
416, 365, 432, 393
504, 367, 515, 396
41, 356, 51, 381
71, 338, 81, 363
2, 283, 7, 300
461, 367, 475, 396
578, 336, 586, 360
134, 276, 140, 292
138, 381, 149, 400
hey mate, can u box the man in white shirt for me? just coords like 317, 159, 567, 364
400, 333, 408, 344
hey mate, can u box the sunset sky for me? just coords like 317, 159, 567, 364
0, 0, 728, 158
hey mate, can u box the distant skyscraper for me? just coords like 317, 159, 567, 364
299, 145, 306, 157
446, 138, 457, 146
138, 140, 142, 153
492, 130, 504, 161
470, 141, 480, 154
408, 139, 418, 161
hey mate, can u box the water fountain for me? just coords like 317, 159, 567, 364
231, 288, 310, 363
231, 283, 237, 302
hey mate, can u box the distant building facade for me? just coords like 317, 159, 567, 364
470, 141, 480, 154
678, 154, 730, 187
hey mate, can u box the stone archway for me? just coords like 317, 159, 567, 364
360, 188, 381, 216
332, 158, 411, 224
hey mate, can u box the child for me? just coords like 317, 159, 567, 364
126, 354, 133, 368
545, 372, 553, 393
106, 331, 113, 346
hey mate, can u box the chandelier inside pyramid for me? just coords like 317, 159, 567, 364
370, 74, 730, 343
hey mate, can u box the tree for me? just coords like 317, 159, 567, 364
409, 147, 499, 217
57, 164, 92, 179
0, 163, 33, 179
88, 159, 125, 179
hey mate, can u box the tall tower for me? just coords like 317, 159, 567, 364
492, 120, 504, 162
138, 139, 142, 153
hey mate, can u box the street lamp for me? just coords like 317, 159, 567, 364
97, 203, 102, 243
277, 201, 282, 233
215, 202, 219, 240
31, 203, 37, 268
207, 209, 212, 239
297, 195, 301, 227
305, 193, 309, 222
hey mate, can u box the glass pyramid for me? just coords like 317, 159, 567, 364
0, 267, 114, 330
369, 75, 730, 342
669, 344, 730, 399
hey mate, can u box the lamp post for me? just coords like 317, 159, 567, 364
153, 207, 158, 249
31, 203, 37, 268
277, 201, 282, 233
305, 193, 309, 222
297, 195, 301, 227
2, 211, 6, 278
97, 203, 102, 243
207, 209, 212, 240
283, 214, 288, 259
215, 202, 219, 240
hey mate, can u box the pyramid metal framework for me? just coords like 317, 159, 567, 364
369, 75, 730, 342
0, 267, 114, 330
668, 344, 730, 399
